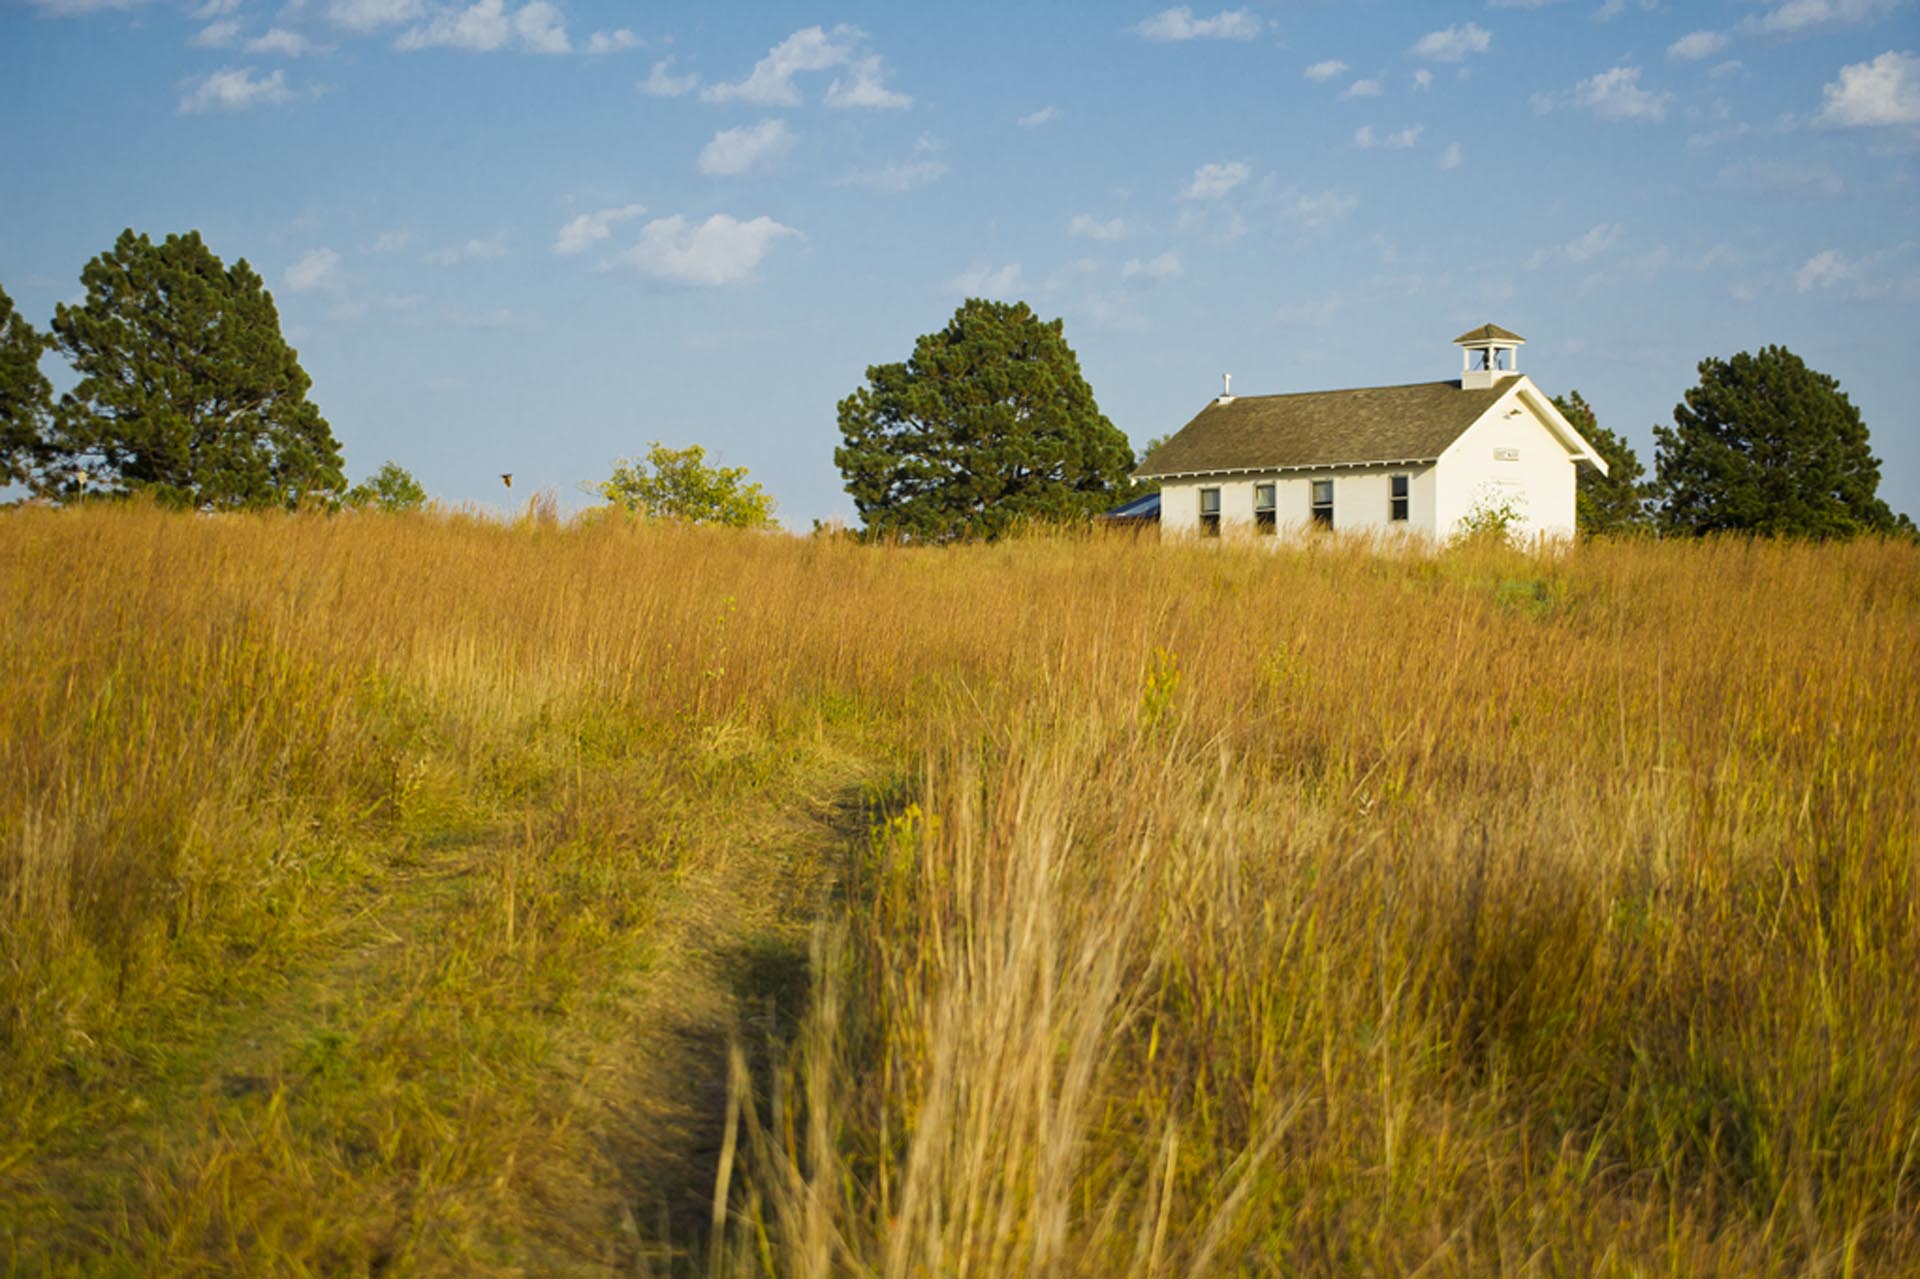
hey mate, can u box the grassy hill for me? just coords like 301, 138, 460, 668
2, 505, 1916, 1276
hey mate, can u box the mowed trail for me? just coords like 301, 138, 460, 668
3, 744, 871, 1277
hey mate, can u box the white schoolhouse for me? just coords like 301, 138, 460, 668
1133, 326, 1609, 542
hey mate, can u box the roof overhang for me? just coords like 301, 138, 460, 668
1515, 382, 1609, 476
1132, 457, 1440, 482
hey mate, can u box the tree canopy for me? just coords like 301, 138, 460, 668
0, 284, 52, 488
345, 461, 428, 514
42, 229, 344, 509
834, 299, 1133, 540
1553, 390, 1651, 536
1653, 346, 1896, 538
600, 441, 777, 528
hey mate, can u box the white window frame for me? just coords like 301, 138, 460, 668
1198, 486, 1221, 537
1310, 479, 1334, 529
1253, 482, 1277, 535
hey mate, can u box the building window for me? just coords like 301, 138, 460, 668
1199, 487, 1221, 537
1390, 475, 1409, 522
1310, 479, 1334, 529
1254, 483, 1276, 535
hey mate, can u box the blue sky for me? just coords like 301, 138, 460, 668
3, 0, 1917, 524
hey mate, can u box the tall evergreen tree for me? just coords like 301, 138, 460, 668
835, 299, 1133, 540
0, 284, 52, 488
1553, 389, 1651, 535
1653, 346, 1896, 538
44, 230, 344, 509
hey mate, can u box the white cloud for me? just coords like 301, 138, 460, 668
586, 29, 640, 55
1817, 50, 1920, 126
1412, 22, 1491, 61
1668, 31, 1729, 61
1017, 105, 1060, 127
553, 204, 647, 254
284, 247, 342, 294
247, 28, 333, 56
639, 58, 698, 97
1572, 66, 1671, 120
371, 230, 411, 252
1355, 124, 1424, 149
1795, 248, 1853, 291
424, 234, 507, 265
395, 0, 570, 54
1286, 189, 1358, 228
946, 263, 1026, 297
21, 0, 150, 13
326, 0, 424, 33
1132, 6, 1262, 40
841, 160, 948, 192
602, 214, 801, 286
1530, 222, 1624, 268
1751, 0, 1905, 35
1121, 250, 1184, 282
1304, 59, 1348, 81
1438, 141, 1463, 169
1565, 223, 1624, 261
1717, 159, 1844, 195
194, 0, 242, 17
190, 19, 239, 48
178, 67, 294, 114
701, 25, 855, 106
1413, 68, 1435, 90
1182, 160, 1250, 199
826, 54, 911, 109
1343, 78, 1382, 98
698, 119, 794, 175
1070, 214, 1129, 241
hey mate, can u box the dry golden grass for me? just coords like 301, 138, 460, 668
2, 503, 1916, 1275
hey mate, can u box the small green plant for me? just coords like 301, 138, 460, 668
1454, 484, 1527, 544
1139, 645, 1181, 730
599, 441, 777, 528
344, 461, 427, 513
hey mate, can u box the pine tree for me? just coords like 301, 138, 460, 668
835, 299, 1133, 540
44, 229, 344, 509
1653, 346, 1896, 538
1553, 390, 1651, 535
0, 284, 52, 488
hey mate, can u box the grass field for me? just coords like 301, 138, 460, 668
2, 504, 1916, 1276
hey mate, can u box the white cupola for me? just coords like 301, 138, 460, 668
1454, 324, 1525, 391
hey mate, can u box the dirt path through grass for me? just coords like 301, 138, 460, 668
3, 743, 873, 1277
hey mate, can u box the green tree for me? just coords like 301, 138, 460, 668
1125, 434, 1172, 500
1553, 390, 1651, 535
0, 284, 52, 488
345, 461, 428, 513
1653, 346, 1897, 538
600, 441, 777, 528
835, 298, 1133, 540
43, 229, 344, 510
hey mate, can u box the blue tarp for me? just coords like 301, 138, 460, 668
1102, 491, 1161, 521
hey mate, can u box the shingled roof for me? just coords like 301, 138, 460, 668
1134, 378, 1516, 479
1454, 323, 1525, 345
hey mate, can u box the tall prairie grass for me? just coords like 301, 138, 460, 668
2, 503, 1916, 1274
